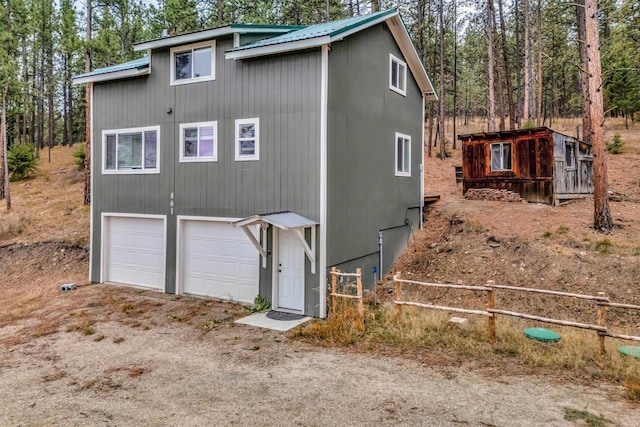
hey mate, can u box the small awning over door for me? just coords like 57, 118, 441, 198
233, 212, 318, 273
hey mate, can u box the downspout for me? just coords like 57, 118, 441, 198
420, 94, 426, 230
378, 231, 384, 282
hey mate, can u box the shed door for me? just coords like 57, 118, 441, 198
180, 220, 258, 303
276, 229, 305, 312
104, 216, 165, 290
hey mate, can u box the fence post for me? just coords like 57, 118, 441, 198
486, 280, 496, 345
331, 267, 338, 317
355, 268, 364, 330
395, 272, 402, 325
597, 291, 607, 364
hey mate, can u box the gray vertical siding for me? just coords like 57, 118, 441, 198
326, 23, 424, 287
91, 37, 323, 297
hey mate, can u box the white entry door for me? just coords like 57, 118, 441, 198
277, 229, 305, 312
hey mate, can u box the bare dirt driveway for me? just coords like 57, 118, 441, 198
0, 283, 638, 427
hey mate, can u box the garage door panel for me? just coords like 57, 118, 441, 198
105, 216, 165, 290
181, 220, 258, 303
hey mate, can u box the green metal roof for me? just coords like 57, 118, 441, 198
73, 56, 149, 81
229, 8, 398, 52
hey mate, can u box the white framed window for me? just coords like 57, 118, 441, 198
102, 126, 160, 174
490, 142, 512, 171
395, 132, 411, 177
235, 118, 259, 161
179, 122, 218, 162
170, 40, 215, 86
389, 54, 407, 96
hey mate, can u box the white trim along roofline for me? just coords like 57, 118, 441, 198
73, 66, 150, 85
134, 25, 297, 52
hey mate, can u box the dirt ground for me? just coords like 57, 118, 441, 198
1, 273, 639, 426
1, 125, 640, 425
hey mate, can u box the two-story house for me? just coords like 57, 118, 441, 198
73, 8, 436, 318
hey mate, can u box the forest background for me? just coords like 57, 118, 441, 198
0, 0, 637, 187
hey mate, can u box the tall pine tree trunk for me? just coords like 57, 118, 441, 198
2, 86, 10, 210
486, 0, 496, 132
523, 0, 533, 123
438, 0, 446, 158
536, 0, 543, 126
84, 0, 92, 205
576, 0, 590, 142
584, 0, 612, 230
498, 0, 515, 130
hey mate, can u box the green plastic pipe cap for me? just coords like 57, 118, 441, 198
618, 346, 640, 358
523, 327, 561, 343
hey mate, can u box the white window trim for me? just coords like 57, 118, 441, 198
102, 125, 161, 175
235, 118, 260, 161
179, 121, 218, 163
389, 53, 407, 96
170, 40, 216, 86
395, 132, 411, 177
489, 142, 513, 172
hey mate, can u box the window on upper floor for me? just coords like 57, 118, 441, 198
395, 132, 411, 177
170, 41, 215, 86
389, 54, 407, 96
103, 126, 160, 174
179, 122, 217, 162
235, 118, 259, 161
490, 142, 512, 171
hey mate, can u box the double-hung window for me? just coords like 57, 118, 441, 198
490, 142, 512, 171
103, 126, 160, 174
235, 118, 259, 161
180, 122, 217, 162
395, 132, 411, 177
170, 41, 215, 85
389, 54, 407, 96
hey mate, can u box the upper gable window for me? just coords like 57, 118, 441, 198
170, 41, 215, 86
103, 126, 160, 174
179, 122, 217, 162
490, 142, 512, 171
235, 118, 259, 161
389, 54, 407, 96
395, 132, 411, 177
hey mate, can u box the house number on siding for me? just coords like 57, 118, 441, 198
170, 192, 174, 215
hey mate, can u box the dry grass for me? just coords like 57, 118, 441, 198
0, 145, 89, 245
296, 302, 640, 400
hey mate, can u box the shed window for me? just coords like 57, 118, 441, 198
103, 126, 160, 174
395, 132, 411, 176
180, 122, 217, 162
389, 54, 407, 96
235, 118, 259, 161
170, 41, 215, 85
565, 142, 576, 168
490, 142, 512, 171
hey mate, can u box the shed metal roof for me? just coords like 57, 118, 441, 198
233, 211, 318, 230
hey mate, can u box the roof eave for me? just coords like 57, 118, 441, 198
134, 26, 298, 52
385, 15, 437, 100
226, 36, 331, 60
72, 66, 150, 85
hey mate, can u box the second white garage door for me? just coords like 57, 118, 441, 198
180, 219, 258, 303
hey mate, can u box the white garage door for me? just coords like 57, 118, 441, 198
104, 216, 165, 290
180, 220, 258, 303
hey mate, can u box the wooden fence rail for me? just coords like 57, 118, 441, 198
393, 273, 640, 357
330, 267, 363, 328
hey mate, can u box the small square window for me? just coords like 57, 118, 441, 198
179, 122, 218, 162
490, 142, 512, 171
389, 54, 407, 96
170, 41, 215, 85
395, 132, 411, 176
235, 118, 259, 161
102, 126, 160, 174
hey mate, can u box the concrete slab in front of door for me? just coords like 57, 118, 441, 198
234, 312, 311, 332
